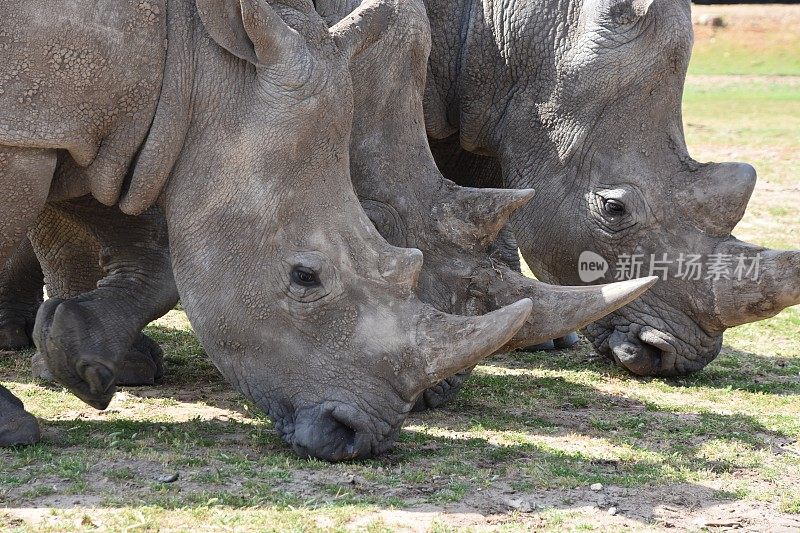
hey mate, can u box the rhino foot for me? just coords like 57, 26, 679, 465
31, 332, 164, 387
412, 367, 474, 412
117, 333, 164, 385
0, 318, 33, 351
33, 298, 119, 410
0, 385, 41, 447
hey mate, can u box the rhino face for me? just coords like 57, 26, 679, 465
424, 0, 800, 375
493, 0, 799, 375
153, 0, 534, 461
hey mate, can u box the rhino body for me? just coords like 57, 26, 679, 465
0, 0, 537, 460
420, 0, 799, 375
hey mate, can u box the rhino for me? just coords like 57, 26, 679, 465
415, 0, 799, 375
315, 0, 657, 408
0, 0, 541, 460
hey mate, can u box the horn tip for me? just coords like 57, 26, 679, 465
601, 276, 658, 302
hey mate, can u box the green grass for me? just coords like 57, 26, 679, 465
689, 32, 800, 77
1, 7, 799, 532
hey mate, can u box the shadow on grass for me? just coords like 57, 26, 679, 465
496, 340, 800, 396
1, 323, 797, 523
0, 416, 744, 525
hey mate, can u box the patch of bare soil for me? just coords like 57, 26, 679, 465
345, 483, 800, 532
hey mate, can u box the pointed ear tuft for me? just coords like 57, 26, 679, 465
330, 0, 398, 63
196, 0, 257, 63
196, 0, 306, 67
609, 0, 654, 24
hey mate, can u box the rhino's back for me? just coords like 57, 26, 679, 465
0, 0, 166, 175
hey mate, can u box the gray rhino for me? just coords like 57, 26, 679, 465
417, 0, 799, 375
0, 0, 537, 460
317, 0, 656, 408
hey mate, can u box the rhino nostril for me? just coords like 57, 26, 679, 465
329, 410, 360, 456
290, 405, 369, 461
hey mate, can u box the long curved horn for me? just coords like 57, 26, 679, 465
475, 270, 658, 349
713, 239, 800, 327
418, 298, 533, 384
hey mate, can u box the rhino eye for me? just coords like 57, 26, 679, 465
291, 266, 320, 287
603, 198, 626, 216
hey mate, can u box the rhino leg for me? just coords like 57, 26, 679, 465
0, 240, 44, 350
0, 384, 40, 447
28, 203, 167, 386
0, 147, 55, 264
31, 198, 178, 409
0, 146, 55, 349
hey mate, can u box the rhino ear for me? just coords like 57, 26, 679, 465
607, 0, 654, 24
330, 0, 397, 62
196, 0, 306, 66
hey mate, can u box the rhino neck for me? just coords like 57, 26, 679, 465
119, 0, 197, 216
423, 0, 579, 165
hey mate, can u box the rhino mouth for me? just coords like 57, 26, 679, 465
584, 306, 724, 376
267, 398, 409, 462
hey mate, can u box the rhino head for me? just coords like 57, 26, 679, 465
108, 0, 533, 461
424, 0, 799, 375
319, 0, 657, 354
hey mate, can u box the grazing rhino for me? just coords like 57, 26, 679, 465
0, 0, 536, 460
315, 0, 657, 408
417, 0, 799, 375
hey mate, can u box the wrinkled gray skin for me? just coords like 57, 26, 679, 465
316, 0, 657, 409
2, 0, 654, 417
419, 0, 799, 375
0, 0, 535, 460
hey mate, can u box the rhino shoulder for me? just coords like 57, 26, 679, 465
0, 0, 166, 205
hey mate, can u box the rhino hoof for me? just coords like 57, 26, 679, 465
32, 333, 164, 387
33, 298, 116, 410
412, 367, 474, 412
0, 386, 41, 447
522, 332, 580, 352
553, 332, 580, 349
116, 334, 165, 386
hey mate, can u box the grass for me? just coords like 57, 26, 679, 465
1, 6, 799, 532
689, 6, 800, 76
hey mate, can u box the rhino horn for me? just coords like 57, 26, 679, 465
420, 299, 533, 383
682, 163, 757, 236
436, 185, 536, 248
197, 0, 308, 71
713, 240, 800, 327
512, 276, 657, 349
